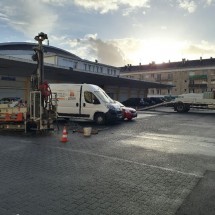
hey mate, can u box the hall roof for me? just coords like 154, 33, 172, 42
0, 42, 81, 60
0, 55, 173, 89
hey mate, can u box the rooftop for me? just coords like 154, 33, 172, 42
120, 57, 215, 72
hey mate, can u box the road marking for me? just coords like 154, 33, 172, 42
120, 132, 215, 157
55, 146, 202, 178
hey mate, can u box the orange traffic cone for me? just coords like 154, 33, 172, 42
61, 126, 68, 143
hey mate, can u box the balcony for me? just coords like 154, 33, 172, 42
188, 84, 207, 88
159, 78, 173, 82
189, 75, 207, 80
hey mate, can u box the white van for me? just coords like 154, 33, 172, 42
49, 83, 123, 124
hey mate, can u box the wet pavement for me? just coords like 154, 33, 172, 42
0, 107, 215, 215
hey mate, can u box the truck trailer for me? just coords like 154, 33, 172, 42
173, 92, 215, 113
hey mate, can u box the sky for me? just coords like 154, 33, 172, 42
1, 0, 215, 67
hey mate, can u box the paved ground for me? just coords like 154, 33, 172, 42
0, 107, 215, 215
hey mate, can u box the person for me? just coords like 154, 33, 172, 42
39, 81, 51, 98
213, 89, 215, 99
39, 81, 52, 108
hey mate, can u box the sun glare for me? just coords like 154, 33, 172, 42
130, 38, 186, 65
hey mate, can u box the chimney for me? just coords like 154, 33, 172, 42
182, 58, 186, 64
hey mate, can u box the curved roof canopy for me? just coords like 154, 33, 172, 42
0, 42, 81, 60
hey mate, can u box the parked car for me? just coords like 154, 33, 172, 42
142, 98, 156, 106
147, 97, 164, 105
122, 98, 149, 107
114, 101, 137, 120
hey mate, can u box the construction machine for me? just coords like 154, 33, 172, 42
0, 32, 57, 132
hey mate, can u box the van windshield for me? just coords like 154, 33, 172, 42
94, 90, 113, 103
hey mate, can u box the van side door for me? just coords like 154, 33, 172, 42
80, 88, 101, 119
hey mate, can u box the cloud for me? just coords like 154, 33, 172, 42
73, 0, 118, 14
0, 0, 150, 39
0, 0, 58, 37
205, 0, 214, 5
178, 0, 197, 13
122, 8, 135, 16
73, 0, 150, 14
161, 26, 167, 30
183, 40, 215, 57
1, 0, 215, 67
41, 0, 67, 5
49, 34, 215, 67
65, 34, 126, 66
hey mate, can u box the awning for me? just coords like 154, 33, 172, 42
0, 56, 174, 89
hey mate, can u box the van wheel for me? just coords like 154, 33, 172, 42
94, 113, 105, 125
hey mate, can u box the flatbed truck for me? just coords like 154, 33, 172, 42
173, 92, 215, 113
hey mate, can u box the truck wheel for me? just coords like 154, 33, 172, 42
94, 113, 105, 125
175, 102, 185, 113
184, 105, 190, 112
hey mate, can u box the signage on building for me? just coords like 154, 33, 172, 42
1, 76, 16, 81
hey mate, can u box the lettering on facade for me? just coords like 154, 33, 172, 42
1, 76, 16, 81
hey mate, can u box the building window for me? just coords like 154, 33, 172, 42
157, 89, 160, 94
189, 72, 195, 76
156, 74, 161, 81
84, 64, 87, 71
168, 73, 173, 80
189, 80, 194, 85
88, 65, 91, 71
100, 67, 103, 73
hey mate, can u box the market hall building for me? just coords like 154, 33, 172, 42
0, 42, 171, 102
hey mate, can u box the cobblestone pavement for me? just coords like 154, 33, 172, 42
0, 108, 214, 215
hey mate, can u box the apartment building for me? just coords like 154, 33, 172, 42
120, 58, 215, 96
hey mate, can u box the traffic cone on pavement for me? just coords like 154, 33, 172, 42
61, 126, 68, 143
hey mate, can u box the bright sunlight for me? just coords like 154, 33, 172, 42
128, 38, 188, 65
